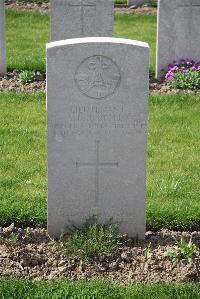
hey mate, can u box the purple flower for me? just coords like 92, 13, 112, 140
165, 71, 175, 80
169, 66, 179, 72
165, 58, 200, 82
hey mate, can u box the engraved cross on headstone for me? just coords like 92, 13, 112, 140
68, 0, 96, 35
76, 140, 118, 205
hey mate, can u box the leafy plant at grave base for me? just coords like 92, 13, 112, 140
165, 58, 200, 90
60, 217, 127, 260
144, 242, 152, 260
18, 70, 36, 84
164, 235, 196, 264
148, 0, 157, 8
0, 233, 18, 249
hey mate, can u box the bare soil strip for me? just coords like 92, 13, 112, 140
0, 224, 199, 283
1, 72, 200, 95
5, 1, 157, 15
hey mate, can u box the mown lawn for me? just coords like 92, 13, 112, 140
6, 10, 49, 72
6, 10, 157, 74
0, 93, 46, 226
115, 0, 127, 3
0, 280, 200, 299
0, 92, 200, 230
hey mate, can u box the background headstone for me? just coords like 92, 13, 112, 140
0, 0, 6, 74
47, 37, 149, 239
156, 0, 200, 79
50, 0, 114, 41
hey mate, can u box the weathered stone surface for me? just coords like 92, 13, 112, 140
0, 0, 6, 74
47, 37, 149, 239
156, 0, 200, 79
50, 0, 114, 41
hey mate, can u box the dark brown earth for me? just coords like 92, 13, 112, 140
0, 224, 200, 284
0, 71, 45, 93
5, 1, 49, 13
149, 77, 200, 95
5, 1, 157, 15
115, 5, 157, 15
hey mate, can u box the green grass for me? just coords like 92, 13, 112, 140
147, 94, 200, 230
6, 10, 49, 72
0, 280, 200, 299
0, 93, 200, 230
115, 0, 127, 4
0, 93, 46, 227
6, 10, 157, 74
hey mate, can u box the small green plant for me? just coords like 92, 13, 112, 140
60, 217, 126, 260
164, 236, 196, 264
144, 242, 152, 260
0, 233, 18, 249
148, 0, 157, 8
18, 70, 36, 84
170, 70, 200, 90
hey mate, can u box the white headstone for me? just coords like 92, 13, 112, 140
47, 37, 149, 239
0, 0, 6, 74
50, 0, 114, 41
156, 0, 200, 79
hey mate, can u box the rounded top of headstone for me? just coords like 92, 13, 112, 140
47, 37, 149, 50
